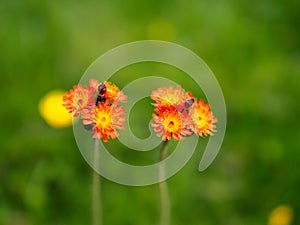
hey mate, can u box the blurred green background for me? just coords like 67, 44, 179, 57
1, 0, 299, 224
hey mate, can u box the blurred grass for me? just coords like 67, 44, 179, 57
0, 0, 300, 224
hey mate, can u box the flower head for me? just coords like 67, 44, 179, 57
62, 79, 127, 141
89, 79, 127, 103
189, 99, 217, 137
151, 85, 217, 141
89, 78, 99, 91
62, 84, 95, 117
269, 205, 293, 225
92, 102, 126, 142
152, 105, 192, 141
151, 86, 194, 141
151, 85, 189, 108
39, 90, 72, 128
104, 81, 127, 103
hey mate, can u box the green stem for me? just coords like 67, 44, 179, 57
159, 140, 170, 225
92, 139, 102, 225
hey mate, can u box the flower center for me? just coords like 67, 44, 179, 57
168, 121, 174, 128
163, 111, 181, 133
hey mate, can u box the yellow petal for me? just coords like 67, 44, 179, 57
39, 90, 72, 128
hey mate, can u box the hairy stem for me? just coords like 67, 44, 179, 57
92, 139, 102, 225
159, 140, 170, 225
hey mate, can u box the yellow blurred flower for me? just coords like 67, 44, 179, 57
39, 90, 72, 128
268, 205, 293, 225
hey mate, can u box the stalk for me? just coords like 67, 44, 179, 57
158, 140, 170, 225
92, 139, 102, 225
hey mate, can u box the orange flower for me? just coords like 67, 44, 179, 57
189, 99, 217, 137
152, 105, 192, 141
92, 102, 126, 142
151, 86, 194, 141
81, 104, 96, 130
89, 78, 99, 92
151, 85, 217, 140
104, 81, 127, 103
62, 84, 95, 117
62, 79, 127, 141
89, 79, 127, 103
151, 85, 189, 108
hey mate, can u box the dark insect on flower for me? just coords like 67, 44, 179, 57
98, 83, 107, 95
62, 79, 127, 142
96, 83, 107, 106
83, 124, 94, 131
150, 85, 217, 140
184, 98, 194, 109
181, 98, 194, 113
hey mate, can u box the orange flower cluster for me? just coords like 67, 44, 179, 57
151, 86, 217, 141
62, 79, 127, 142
